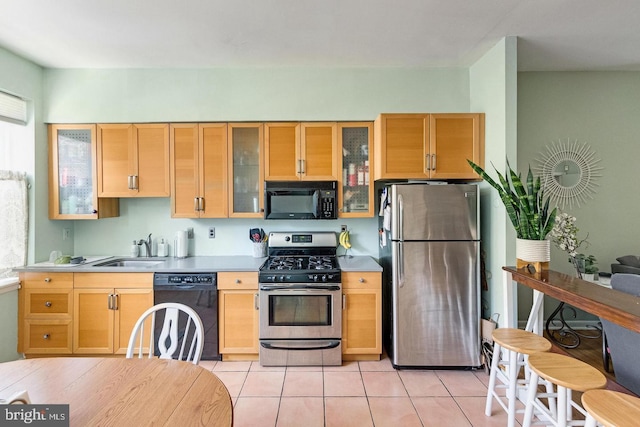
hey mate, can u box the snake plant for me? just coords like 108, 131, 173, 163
467, 159, 556, 240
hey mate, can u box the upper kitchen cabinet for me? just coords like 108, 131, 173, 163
97, 124, 170, 197
264, 122, 339, 181
374, 113, 484, 180
48, 124, 119, 219
170, 123, 228, 218
338, 122, 374, 217
228, 123, 264, 217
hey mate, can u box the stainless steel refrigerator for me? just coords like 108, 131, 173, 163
379, 183, 481, 368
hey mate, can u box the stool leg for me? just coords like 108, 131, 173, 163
523, 371, 540, 427
557, 385, 567, 427
507, 349, 518, 427
584, 413, 597, 427
485, 342, 502, 416
545, 377, 557, 419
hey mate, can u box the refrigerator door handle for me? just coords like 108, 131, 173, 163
398, 194, 404, 241
398, 242, 404, 288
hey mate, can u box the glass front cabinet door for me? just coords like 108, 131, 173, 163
338, 122, 374, 217
228, 123, 264, 217
49, 124, 119, 219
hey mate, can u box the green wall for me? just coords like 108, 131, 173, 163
518, 71, 640, 322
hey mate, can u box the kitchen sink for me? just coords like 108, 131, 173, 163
93, 258, 166, 268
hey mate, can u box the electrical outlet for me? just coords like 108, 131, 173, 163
208, 227, 215, 239
187, 227, 194, 239
341, 225, 348, 232
62, 228, 71, 240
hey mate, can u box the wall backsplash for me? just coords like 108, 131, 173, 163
72, 198, 380, 259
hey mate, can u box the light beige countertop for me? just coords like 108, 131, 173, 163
15, 255, 381, 273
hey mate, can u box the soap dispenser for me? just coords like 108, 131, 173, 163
130, 240, 139, 257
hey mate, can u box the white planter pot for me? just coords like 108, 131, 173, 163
516, 238, 551, 263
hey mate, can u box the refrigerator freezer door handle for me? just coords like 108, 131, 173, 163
398, 194, 403, 241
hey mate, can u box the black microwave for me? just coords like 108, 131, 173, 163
264, 181, 337, 220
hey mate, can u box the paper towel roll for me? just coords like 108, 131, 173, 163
174, 230, 188, 258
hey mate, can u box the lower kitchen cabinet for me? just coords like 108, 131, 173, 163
342, 271, 382, 360
217, 272, 259, 360
18, 272, 74, 354
73, 273, 153, 355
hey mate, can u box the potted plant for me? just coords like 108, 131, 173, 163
576, 254, 598, 280
467, 159, 557, 267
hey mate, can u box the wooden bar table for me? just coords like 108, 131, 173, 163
503, 267, 640, 335
0, 357, 233, 426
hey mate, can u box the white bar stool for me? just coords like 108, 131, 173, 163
486, 328, 553, 427
582, 389, 640, 427
523, 352, 607, 427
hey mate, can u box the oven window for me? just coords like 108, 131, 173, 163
269, 295, 332, 326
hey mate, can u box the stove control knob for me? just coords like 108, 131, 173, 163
313, 275, 319, 282
279, 275, 285, 282
285, 236, 291, 242
321, 275, 327, 282
308, 274, 314, 281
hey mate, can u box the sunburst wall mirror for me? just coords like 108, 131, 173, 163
535, 139, 603, 210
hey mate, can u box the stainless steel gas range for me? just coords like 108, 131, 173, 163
258, 231, 342, 366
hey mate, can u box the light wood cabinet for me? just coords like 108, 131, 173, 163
48, 124, 119, 219
18, 272, 74, 354
170, 123, 228, 218
228, 123, 264, 217
73, 273, 153, 355
374, 113, 484, 180
264, 122, 339, 181
338, 122, 374, 217
97, 123, 170, 197
342, 271, 382, 360
218, 272, 259, 360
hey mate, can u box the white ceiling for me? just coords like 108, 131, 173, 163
2, 0, 640, 71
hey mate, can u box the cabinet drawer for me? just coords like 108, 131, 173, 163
21, 272, 73, 289
74, 272, 153, 288
24, 319, 73, 354
218, 272, 259, 290
342, 272, 381, 289
25, 289, 73, 316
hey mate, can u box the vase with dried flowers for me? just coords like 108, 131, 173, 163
550, 212, 590, 278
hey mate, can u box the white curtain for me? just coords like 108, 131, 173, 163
0, 170, 28, 279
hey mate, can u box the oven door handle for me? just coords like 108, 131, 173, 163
260, 340, 341, 351
259, 285, 341, 292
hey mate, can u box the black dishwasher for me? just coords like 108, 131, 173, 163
153, 272, 220, 360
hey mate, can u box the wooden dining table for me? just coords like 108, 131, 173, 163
0, 357, 233, 426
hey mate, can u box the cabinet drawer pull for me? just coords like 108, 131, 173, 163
254, 293, 259, 310
235, 279, 241, 284
343, 294, 346, 310
45, 301, 52, 307
359, 277, 365, 283
43, 334, 50, 340
44, 277, 51, 283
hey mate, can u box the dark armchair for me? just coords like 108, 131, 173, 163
600, 273, 640, 395
611, 255, 640, 275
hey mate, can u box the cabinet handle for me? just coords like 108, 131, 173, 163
133, 175, 139, 190
45, 301, 52, 307
194, 197, 199, 211
112, 294, 118, 310
254, 293, 259, 310
127, 175, 133, 189
235, 279, 241, 284
431, 154, 436, 171
199, 198, 204, 211
44, 277, 51, 283
342, 294, 346, 310
426, 155, 431, 171
43, 334, 50, 340
359, 277, 365, 283
108, 294, 113, 310
300, 159, 305, 174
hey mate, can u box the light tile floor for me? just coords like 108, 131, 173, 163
198, 355, 515, 427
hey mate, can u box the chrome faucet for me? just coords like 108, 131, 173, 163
138, 233, 152, 257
